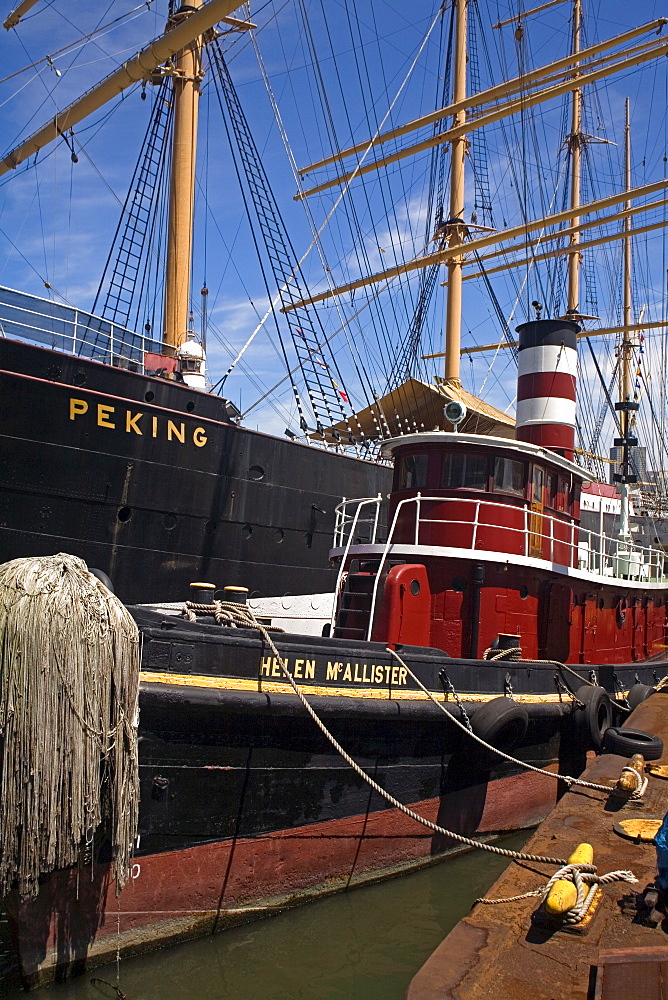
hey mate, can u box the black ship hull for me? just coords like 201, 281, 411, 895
0, 338, 391, 603
9, 605, 632, 988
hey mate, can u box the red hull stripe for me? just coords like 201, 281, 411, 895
517, 371, 576, 402
11, 769, 559, 985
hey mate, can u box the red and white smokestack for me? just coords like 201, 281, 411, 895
515, 318, 579, 460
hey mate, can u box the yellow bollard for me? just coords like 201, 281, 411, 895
543, 843, 593, 917
616, 754, 645, 794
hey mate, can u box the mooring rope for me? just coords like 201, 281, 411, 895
387, 648, 623, 797
0, 554, 140, 900
475, 862, 637, 920
185, 604, 570, 867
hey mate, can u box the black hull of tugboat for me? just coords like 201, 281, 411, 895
0, 338, 391, 604
5, 607, 662, 987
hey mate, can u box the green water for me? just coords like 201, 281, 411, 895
1, 832, 528, 999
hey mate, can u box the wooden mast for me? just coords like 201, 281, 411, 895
617, 97, 634, 542
443, 0, 467, 385
163, 1, 203, 349
621, 98, 634, 407
566, 0, 582, 316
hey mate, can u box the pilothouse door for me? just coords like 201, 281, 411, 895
529, 466, 544, 558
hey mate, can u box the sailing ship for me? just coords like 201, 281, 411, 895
3, 0, 668, 987
0, 0, 393, 607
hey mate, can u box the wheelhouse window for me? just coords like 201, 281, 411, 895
532, 465, 544, 504
493, 457, 526, 497
556, 475, 570, 512
442, 452, 489, 490
545, 471, 557, 508
397, 454, 428, 489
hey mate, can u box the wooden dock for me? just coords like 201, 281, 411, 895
407, 694, 668, 1000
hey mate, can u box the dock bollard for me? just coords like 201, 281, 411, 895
543, 843, 593, 918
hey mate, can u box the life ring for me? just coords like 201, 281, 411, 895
615, 596, 627, 628
470, 696, 529, 751
602, 726, 664, 761
574, 685, 613, 751
626, 683, 656, 712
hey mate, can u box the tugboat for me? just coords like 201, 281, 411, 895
331, 316, 668, 667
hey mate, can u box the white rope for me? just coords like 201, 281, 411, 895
476, 862, 637, 922
620, 766, 649, 797
192, 605, 570, 867
387, 648, 623, 796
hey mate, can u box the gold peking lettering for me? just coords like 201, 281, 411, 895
68, 397, 208, 448
126, 411, 143, 434
97, 404, 115, 428
167, 420, 185, 443
69, 398, 88, 420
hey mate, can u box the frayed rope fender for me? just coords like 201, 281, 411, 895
0, 554, 140, 900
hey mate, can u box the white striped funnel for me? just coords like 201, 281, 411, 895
515, 319, 579, 459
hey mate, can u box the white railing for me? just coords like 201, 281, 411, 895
333, 493, 666, 585
0, 285, 171, 371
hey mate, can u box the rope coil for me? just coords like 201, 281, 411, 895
475, 862, 638, 922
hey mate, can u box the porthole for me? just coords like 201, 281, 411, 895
117, 506, 132, 523
186, 400, 195, 412
73, 371, 86, 386
519, 585, 528, 600
248, 465, 265, 481
204, 520, 217, 535
598, 598, 605, 610
242, 524, 253, 540
274, 528, 284, 543
452, 577, 467, 592
410, 578, 421, 596
144, 390, 155, 403
162, 513, 177, 530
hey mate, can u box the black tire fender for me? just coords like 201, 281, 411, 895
470, 696, 529, 751
574, 685, 613, 750
627, 683, 656, 712
602, 726, 664, 761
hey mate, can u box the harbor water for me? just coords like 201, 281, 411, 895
1, 831, 527, 999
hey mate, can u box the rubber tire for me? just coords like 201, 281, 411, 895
89, 567, 114, 594
574, 685, 613, 751
603, 726, 664, 761
470, 697, 529, 751
627, 683, 655, 712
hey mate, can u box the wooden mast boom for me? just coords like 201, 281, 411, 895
296, 33, 668, 200
0, 0, 242, 178
282, 177, 668, 312
297, 18, 667, 178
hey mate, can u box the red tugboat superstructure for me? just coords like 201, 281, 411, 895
331, 317, 668, 666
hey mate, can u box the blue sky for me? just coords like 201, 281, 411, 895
1, 0, 668, 463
